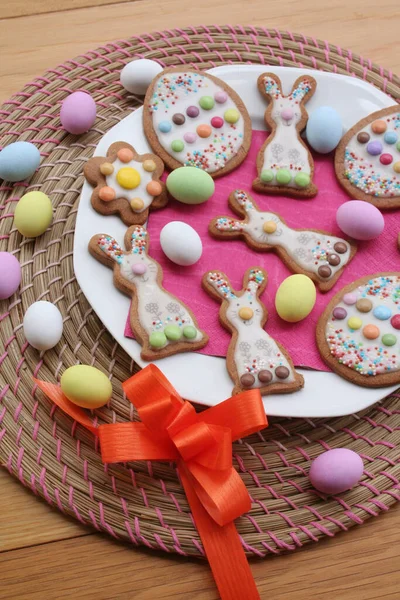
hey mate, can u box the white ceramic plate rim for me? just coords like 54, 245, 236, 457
74, 65, 398, 417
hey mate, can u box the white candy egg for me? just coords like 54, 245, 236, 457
23, 301, 63, 351
120, 59, 163, 95
160, 221, 202, 266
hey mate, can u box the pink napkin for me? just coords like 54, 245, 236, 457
125, 130, 400, 370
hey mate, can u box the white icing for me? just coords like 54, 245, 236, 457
147, 71, 246, 174
106, 157, 157, 213
97, 228, 203, 349
207, 270, 295, 389
344, 110, 400, 198
325, 275, 400, 376
259, 75, 313, 188
215, 191, 352, 281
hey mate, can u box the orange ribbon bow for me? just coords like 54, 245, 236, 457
35, 364, 268, 600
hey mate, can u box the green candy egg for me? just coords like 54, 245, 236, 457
14, 191, 53, 238
294, 172, 310, 188
164, 324, 182, 341
276, 169, 292, 185
61, 365, 112, 409
149, 331, 167, 348
396, 141, 400, 152
382, 333, 397, 346
199, 96, 214, 110
183, 325, 197, 339
261, 169, 274, 183
171, 140, 184, 152
166, 166, 215, 205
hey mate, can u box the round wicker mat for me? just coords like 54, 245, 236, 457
0, 26, 399, 558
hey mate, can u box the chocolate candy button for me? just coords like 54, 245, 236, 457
357, 132, 370, 144
258, 370, 273, 383
328, 253, 340, 266
172, 113, 185, 125
356, 298, 372, 313
240, 373, 255, 388
334, 242, 347, 254
318, 265, 332, 278
275, 366, 290, 379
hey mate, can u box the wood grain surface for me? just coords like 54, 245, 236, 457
1, 1, 399, 598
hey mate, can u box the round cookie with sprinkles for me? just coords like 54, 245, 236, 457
143, 67, 252, 178
335, 105, 400, 209
316, 273, 400, 387
84, 141, 167, 225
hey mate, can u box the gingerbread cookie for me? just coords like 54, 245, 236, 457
316, 273, 400, 387
202, 267, 304, 395
84, 141, 167, 226
209, 190, 357, 292
335, 106, 400, 209
252, 73, 318, 198
89, 225, 208, 361
143, 68, 252, 178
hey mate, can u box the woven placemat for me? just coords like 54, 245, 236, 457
1, 26, 400, 558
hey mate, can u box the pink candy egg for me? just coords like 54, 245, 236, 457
336, 200, 384, 241
0, 252, 21, 300
309, 448, 363, 495
60, 91, 96, 135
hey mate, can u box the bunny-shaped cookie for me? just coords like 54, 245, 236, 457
209, 190, 357, 292
202, 267, 303, 395
89, 225, 208, 361
253, 73, 317, 198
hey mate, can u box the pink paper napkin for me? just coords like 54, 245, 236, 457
125, 130, 400, 370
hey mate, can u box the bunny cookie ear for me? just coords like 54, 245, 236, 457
288, 75, 316, 104
202, 270, 237, 303
89, 233, 125, 268
125, 225, 149, 255
242, 267, 268, 297
257, 73, 283, 102
229, 189, 258, 216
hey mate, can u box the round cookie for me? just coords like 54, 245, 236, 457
316, 273, 400, 387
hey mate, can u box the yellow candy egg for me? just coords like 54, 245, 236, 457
275, 274, 316, 323
14, 191, 53, 238
60, 365, 112, 409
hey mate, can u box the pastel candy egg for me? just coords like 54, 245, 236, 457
160, 221, 202, 266
336, 200, 384, 241
14, 191, 53, 237
166, 166, 215, 205
60, 92, 96, 135
309, 448, 363, 495
0, 252, 21, 300
61, 365, 112, 409
275, 274, 316, 323
120, 59, 163, 95
23, 301, 63, 351
306, 106, 343, 153
0, 141, 40, 182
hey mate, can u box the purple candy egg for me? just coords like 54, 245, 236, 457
366, 140, 383, 155
336, 201, 384, 241
333, 307, 347, 320
309, 448, 363, 495
186, 106, 199, 118
184, 132, 197, 144
60, 92, 97, 135
0, 252, 21, 300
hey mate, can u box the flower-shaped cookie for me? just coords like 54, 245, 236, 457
84, 141, 168, 225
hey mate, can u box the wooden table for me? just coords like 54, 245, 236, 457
1, 1, 399, 598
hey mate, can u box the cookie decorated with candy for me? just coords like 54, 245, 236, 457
316, 273, 400, 387
335, 106, 400, 209
84, 141, 167, 226
143, 68, 252, 178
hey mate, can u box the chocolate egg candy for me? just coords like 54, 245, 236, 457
0, 252, 21, 299
275, 274, 316, 323
160, 221, 202, 266
336, 201, 384, 241
14, 191, 53, 238
23, 301, 63, 351
166, 167, 214, 205
0, 141, 40, 182
61, 365, 112, 409
143, 68, 251, 177
306, 106, 343, 153
309, 448, 363, 495
60, 92, 96, 135
120, 59, 163, 95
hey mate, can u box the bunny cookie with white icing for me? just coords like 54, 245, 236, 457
253, 73, 317, 198
202, 267, 304, 395
89, 225, 208, 361
209, 190, 357, 292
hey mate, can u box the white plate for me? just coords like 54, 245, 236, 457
74, 65, 398, 417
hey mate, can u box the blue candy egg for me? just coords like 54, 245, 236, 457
0, 141, 40, 182
373, 305, 392, 320
306, 106, 343, 154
